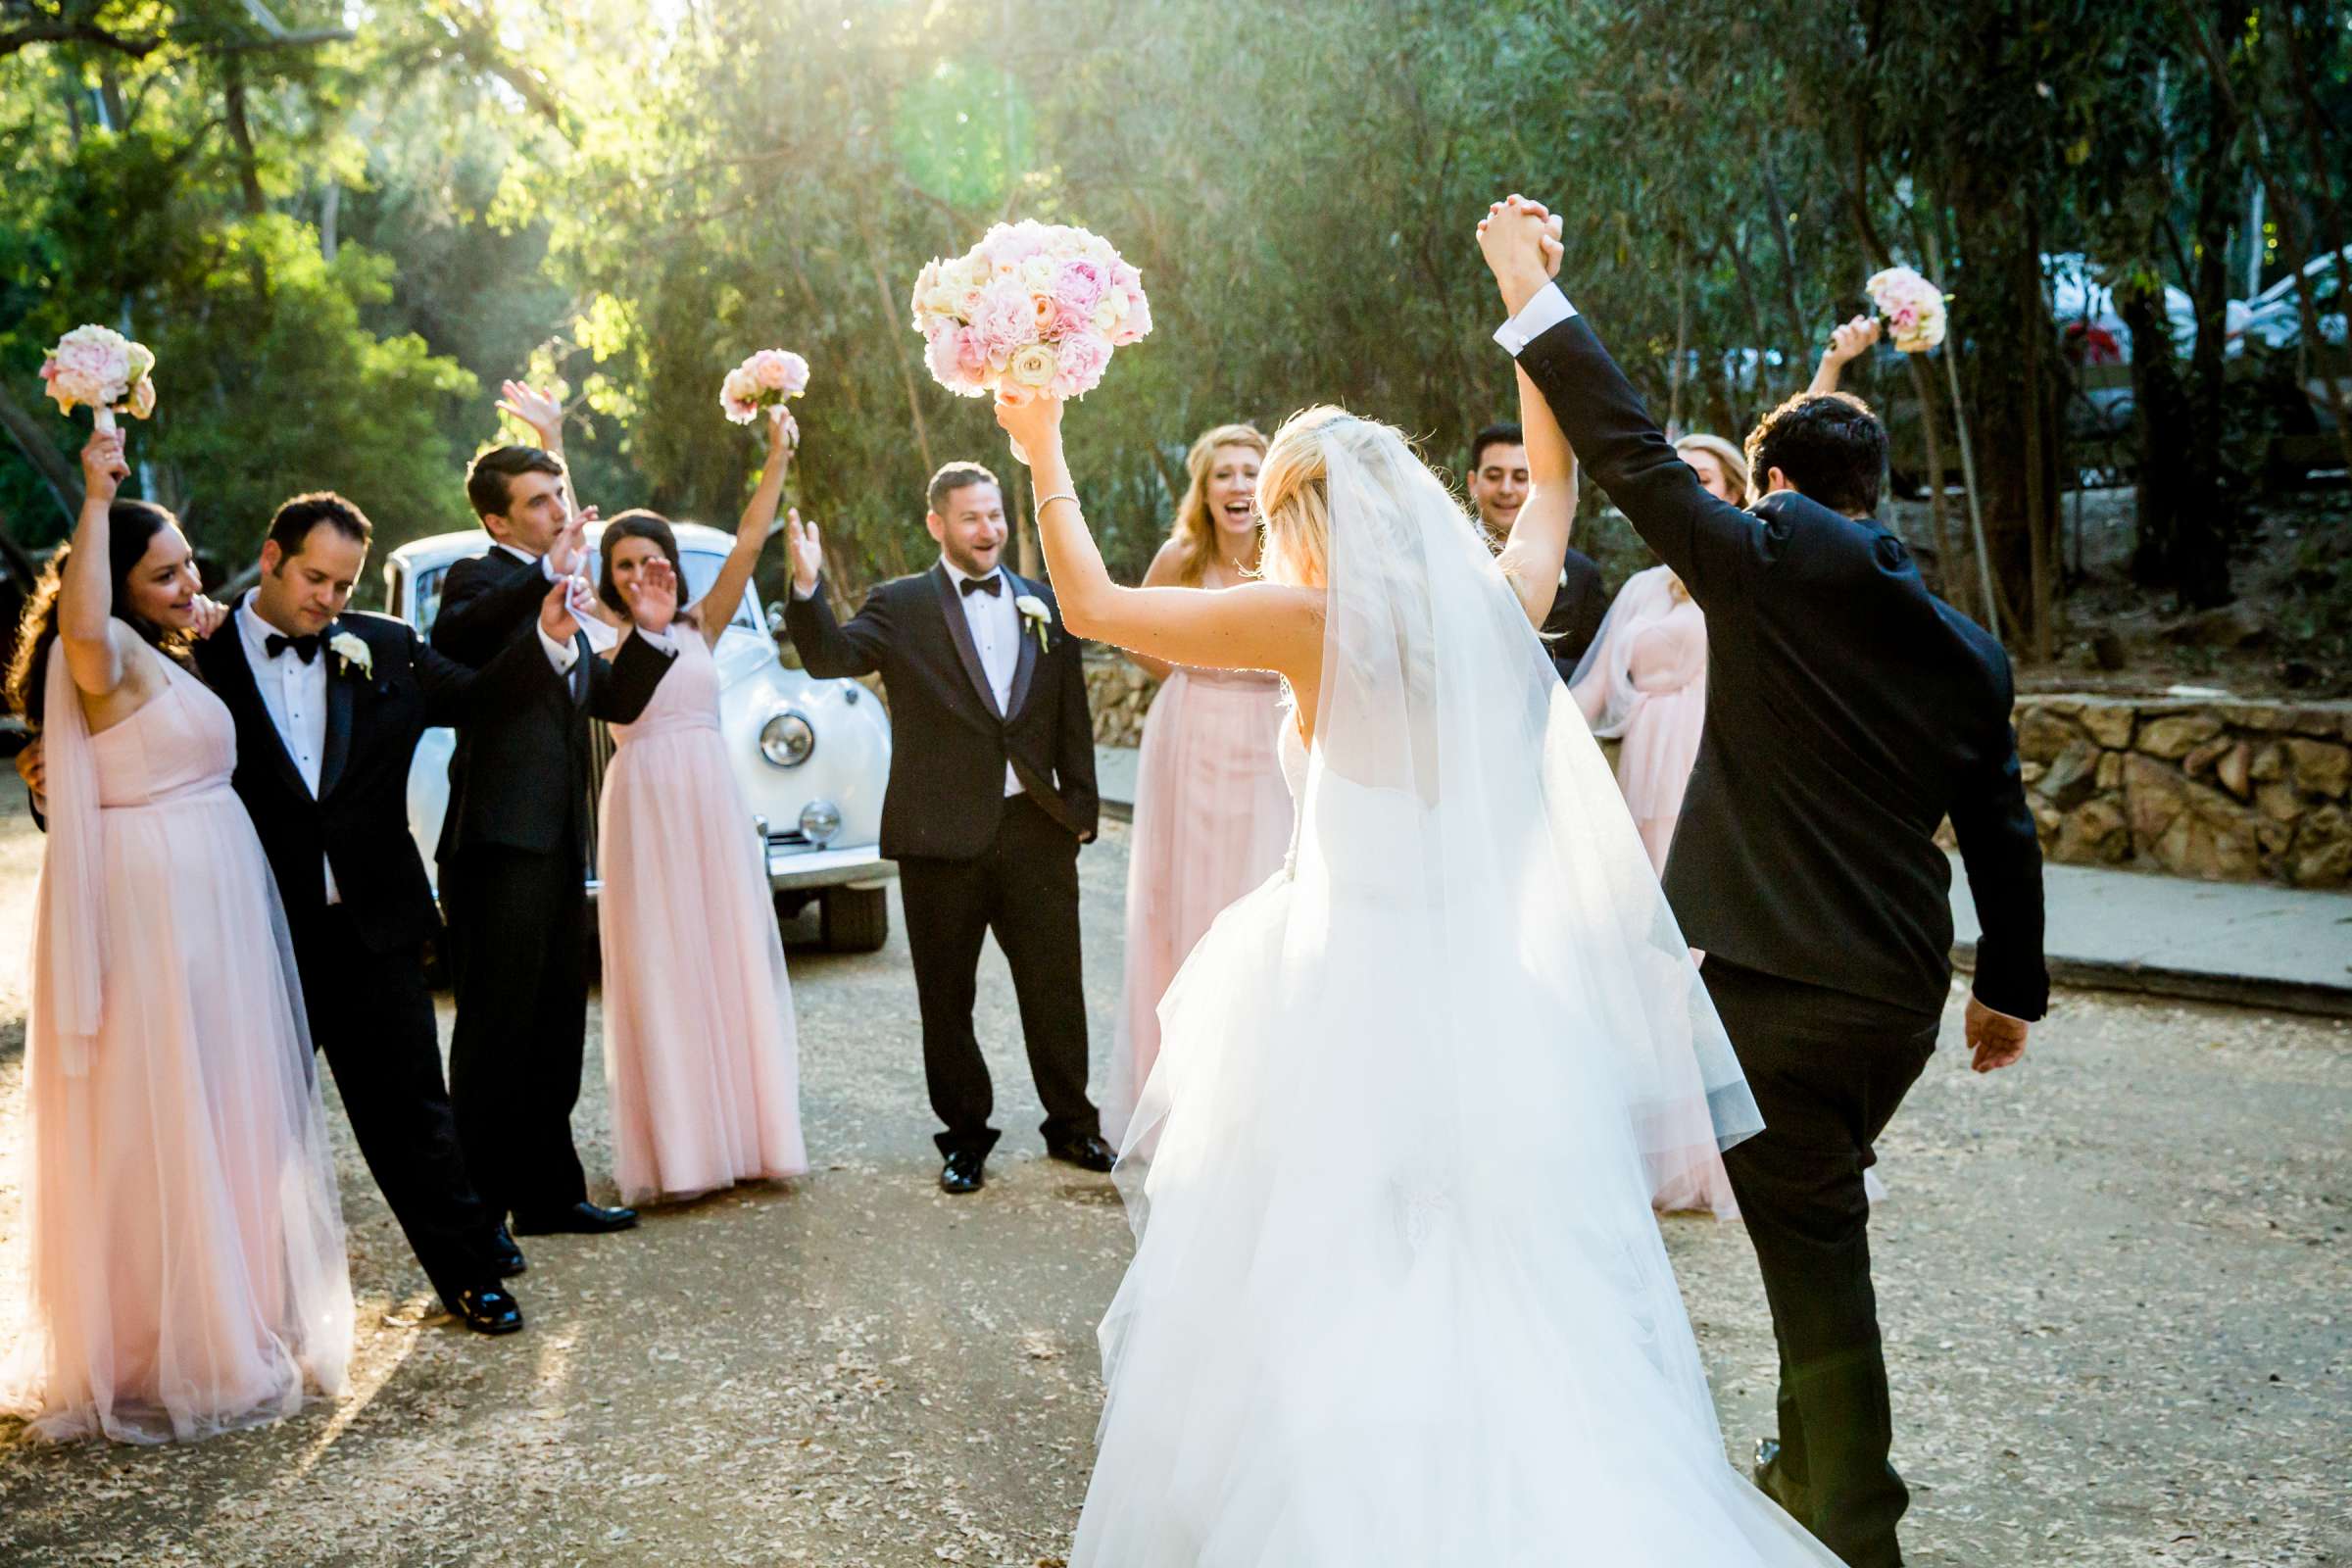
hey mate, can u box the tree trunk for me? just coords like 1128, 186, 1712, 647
0, 383, 82, 527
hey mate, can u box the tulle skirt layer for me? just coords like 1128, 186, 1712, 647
1073, 824, 1836, 1564
3, 789, 352, 1445
1105, 670, 1294, 1140
599, 724, 807, 1206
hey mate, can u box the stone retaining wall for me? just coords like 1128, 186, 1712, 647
2006, 695, 2350, 888
1087, 653, 2352, 888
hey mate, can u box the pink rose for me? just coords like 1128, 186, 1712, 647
749, 349, 809, 396
1054, 258, 1105, 317
925, 325, 969, 391
1051, 332, 1113, 397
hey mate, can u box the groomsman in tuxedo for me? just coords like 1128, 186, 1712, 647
1483, 198, 2047, 1568
783, 463, 1110, 1194
431, 446, 674, 1240
17, 493, 564, 1333
1469, 420, 1606, 674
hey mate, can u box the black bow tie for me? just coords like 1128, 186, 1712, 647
266, 632, 322, 664
959, 574, 1004, 598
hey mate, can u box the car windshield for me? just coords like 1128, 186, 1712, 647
406, 545, 757, 638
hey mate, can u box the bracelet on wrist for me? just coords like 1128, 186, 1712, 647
1035, 490, 1080, 514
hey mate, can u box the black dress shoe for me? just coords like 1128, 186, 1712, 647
1753, 1438, 1810, 1521
448, 1286, 524, 1336
491, 1225, 527, 1278
511, 1200, 639, 1236
940, 1149, 987, 1194
1046, 1132, 1115, 1173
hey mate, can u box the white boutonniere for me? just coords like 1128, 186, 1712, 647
328, 630, 372, 677
1014, 593, 1054, 653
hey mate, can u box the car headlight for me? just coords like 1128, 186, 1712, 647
760, 710, 814, 767
798, 800, 842, 846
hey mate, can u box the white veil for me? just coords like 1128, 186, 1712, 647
1076, 416, 1855, 1566
1568, 563, 1686, 739
1298, 416, 1756, 1189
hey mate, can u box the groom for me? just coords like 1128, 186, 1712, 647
1482, 198, 2047, 1567
432, 445, 675, 1240
783, 462, 1111, 1194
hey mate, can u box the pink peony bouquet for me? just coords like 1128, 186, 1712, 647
1865, 267, 1947, 354
40, 324, 157, 432
908, 220, 1151, 402
721, 348, 810, 428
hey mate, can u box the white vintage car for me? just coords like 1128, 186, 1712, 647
386, 523, 896, 951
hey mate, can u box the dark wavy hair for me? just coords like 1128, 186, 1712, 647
5, 500, 195, 728
1743, 391, 1887, 516
596, 509, 700, 624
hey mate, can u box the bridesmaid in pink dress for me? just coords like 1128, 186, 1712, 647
2, 429, 352, 1443
1104, 424, 1297, 1143
1571, 564, 1710, 878
590, 411, 807, 1205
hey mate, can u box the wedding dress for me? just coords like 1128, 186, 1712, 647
1069, 416, 1840, 1564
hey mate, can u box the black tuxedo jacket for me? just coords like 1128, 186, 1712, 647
785, 564, 1099, 861
427, 547, 674, 866
194, 611, 540, 956
1519, 312, 2048, 1021
1543, 548, 1608, 678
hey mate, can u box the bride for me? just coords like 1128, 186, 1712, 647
990, 214, 1841, 1565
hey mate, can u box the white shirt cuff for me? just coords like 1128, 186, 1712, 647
1493, 282, 1578, 357
537, 621, 578, 673
634, 625, 677, 654
539, 555, 562, 583
791, 578, 819, 602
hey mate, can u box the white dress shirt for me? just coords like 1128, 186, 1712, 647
1492, 281, 1580, 357
236, 593, 341, 904
941, 559, 1024, 798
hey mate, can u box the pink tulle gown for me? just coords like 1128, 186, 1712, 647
1103, 665, 1296, 1143
4, 653, 352, 1444
1572, 568, 1734, 1216
599, 631, 807, 1205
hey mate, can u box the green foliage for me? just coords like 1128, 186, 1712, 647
1, 0, 2344, 643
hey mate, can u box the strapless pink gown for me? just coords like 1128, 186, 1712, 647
4, 658, 352, 1444
598, 632, 807, 1204
1104, 666, 1296, 1142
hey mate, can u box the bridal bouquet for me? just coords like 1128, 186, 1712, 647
720, 348, 809, 427
908, 220, 1152, 401
1865, 267, 1947, 354
41, 324, 158, 431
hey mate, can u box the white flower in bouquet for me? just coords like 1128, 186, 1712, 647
41, 324, 158, 431
907, 220, 1152, 401
1865, 267, 1947, 354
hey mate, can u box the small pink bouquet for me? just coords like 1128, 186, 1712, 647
1865, 267, 1947, 354
41, 324, 157, 432
908, 220, 1151, 403
720, 348, 809, 429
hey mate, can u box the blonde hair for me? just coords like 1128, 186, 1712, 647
1166, 422, 1268, 585
1674, 433, 1751, 506
1256, 407, 1365, 588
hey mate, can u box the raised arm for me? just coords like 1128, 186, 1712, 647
1805, 316, 1882, 397
1494, 362, 1580, 630
994, 393, 1322, 689
781, 512, 895, 679
498, 380, 588, 529
57, 429, 142, 703
1484, 196, 1764, 604
1122, 540, 1191, 683
695, 411, 795, 651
